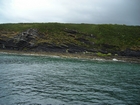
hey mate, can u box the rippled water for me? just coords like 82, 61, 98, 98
0, 54, 140, 105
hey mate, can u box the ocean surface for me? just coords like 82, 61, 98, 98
0, 53, 140, 105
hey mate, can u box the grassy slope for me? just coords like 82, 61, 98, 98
0, 23, 140, 52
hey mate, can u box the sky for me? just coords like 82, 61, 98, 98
0, 0, 140, 25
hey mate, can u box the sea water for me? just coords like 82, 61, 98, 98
0, 54, 140, 105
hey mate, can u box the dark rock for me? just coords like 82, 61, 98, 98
0, 39, 6, 43
16, 40, 28, 50
35, 42, 66, 52
66, 44, 86, 53
76, 38, 88, 42
0, 39, 6, 49
119, 49, 140, 57
5, 39, 17, 49
35, 42, 86, 53
101, 44, 118, 49
36, 46, 66, 52
11, 28, 39, 50
28, 42, 36, 48
64, 28, 79, 34
76, 38, 94, 45
0, 28, 39, 50
14, 28, 38, 42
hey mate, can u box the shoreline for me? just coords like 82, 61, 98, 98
0, 49, 140, 63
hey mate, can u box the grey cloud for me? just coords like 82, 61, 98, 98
0, 0, 140, 25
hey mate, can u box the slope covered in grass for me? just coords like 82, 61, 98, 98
0, 23, 140, 56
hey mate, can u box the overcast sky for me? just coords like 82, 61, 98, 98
0, 0, 140, 25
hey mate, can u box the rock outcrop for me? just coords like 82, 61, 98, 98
119, 49, 140, 57
13, 28, 38, 50
0, 28, 38, 50
0, 39, 6, 49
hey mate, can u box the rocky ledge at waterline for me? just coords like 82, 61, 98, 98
0, 23, 140, 58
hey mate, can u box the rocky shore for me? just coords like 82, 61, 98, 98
0, 49, 140, 63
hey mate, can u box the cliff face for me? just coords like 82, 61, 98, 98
0, 28, 89, 53
0, 23, 140, 57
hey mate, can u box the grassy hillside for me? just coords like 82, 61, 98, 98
0, 23, 140, 55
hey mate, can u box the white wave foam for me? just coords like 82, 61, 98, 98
112, 58, 118, 61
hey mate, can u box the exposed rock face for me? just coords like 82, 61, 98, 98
35, 42, 67, 52
64, 44, 86, 53
14, 28, 38, 42
120, 49, 140, 57
14, 28, 38, 50
2, 28, 39, 50
0, 39, 6, 49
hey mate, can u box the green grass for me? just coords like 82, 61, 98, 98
0, 23, 140, 51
